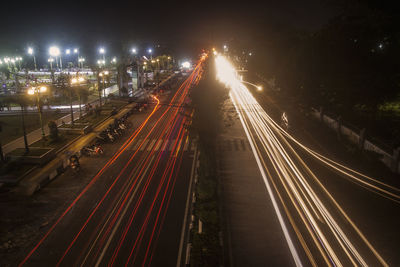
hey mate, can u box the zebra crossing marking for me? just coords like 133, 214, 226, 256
132, 138, 143, 150
140, 139, 150, 151
147, 140, 157, 151
154, 140, 163, 151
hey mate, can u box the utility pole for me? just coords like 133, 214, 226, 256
0, 124, 4, 162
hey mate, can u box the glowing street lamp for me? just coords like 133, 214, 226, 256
28, 85, 48, 141
112, 57, 117, 64
28, 47, 37, 71
71, 75, 86, 118
98, 70, 109, 103
48, 58, 54, 70
49, 46, 62, 69
49, 46, 60, 57
148, 48, 153, 59
131, 48, 137, 54
72, 48, 80, 68
78, 57, 85, 68
66, 49, 71, 55
99, 47, 106, 62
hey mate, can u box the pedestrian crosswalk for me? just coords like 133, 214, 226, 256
218, 138, 251, 152
128, 137, 196, 152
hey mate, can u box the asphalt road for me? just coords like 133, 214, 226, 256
16, 62, 204, 266
216, 55, 400, 267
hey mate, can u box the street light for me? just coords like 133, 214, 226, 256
66, 49, 71, 55
112, 57, 117, 63
148, 48, 153, 59
73, 48, 79, 68
71, 75, 86, 118
97, 59, 105, 67
98, 70, 109, 103
167, 56, 172, 71
28, 47, 37, 71
48, 58, 54, 70
131, 48, 137, 54
78, 57, 85, 68
49, 46, 61, 69
99, 47, 105, 62
28, 85, 47, 141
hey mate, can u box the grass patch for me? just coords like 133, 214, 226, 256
0, 112, 66, 144
75, 114, 108, 126
0, 160, 36, 178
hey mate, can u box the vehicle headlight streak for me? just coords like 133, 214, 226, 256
215, 55, 391, 267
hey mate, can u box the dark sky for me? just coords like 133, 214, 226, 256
1, 0, 338, 62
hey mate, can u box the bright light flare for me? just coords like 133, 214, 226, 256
49, 46, 60, 57
181, 61, 191, 68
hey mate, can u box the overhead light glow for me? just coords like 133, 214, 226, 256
182, 61, 190, 68
49, 46, 60, 57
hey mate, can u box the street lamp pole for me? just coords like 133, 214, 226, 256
71, 75, 86, 119
21, 105, 29, 153
68, 75, 74, 126
28, 86, 47, 142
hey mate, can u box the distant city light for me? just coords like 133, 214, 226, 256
28, 47, 34, 55
148, 48, 152, 54
99, 47, 105, 54
132, 48, 137, 54
74, 48, 78, 53
66, 49, 71, 55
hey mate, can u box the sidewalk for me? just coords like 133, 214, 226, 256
13, 102, 136, 196
1, 84, 121, 155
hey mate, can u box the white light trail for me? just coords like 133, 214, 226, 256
215, 55, 390, 267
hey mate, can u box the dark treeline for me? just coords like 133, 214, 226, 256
248, 0, 400, 116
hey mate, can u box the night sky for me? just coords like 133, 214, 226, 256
1, 0, 337, 62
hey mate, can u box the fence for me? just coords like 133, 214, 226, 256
311, 107, 400, 174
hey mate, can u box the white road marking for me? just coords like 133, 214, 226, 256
140, 139, 149, 151
147, 139, 156, 151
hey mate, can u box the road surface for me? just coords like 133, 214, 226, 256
17, 61, 204, 266
216, 55, 400, 266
